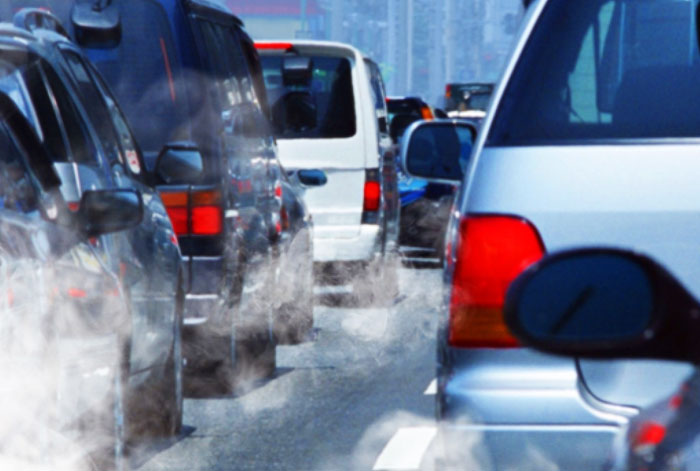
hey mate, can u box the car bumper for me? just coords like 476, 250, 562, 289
313, 225, 381, 262
437, 422, 619, 471
438, 349, 635, 470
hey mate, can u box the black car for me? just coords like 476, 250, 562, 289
0, 86, 141, 468
443, 82, 493, 115
0, 9, 196, 443
42, 0, 324, 389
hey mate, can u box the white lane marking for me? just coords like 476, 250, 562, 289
423, 379, 437, 396
373, 427, 437, 471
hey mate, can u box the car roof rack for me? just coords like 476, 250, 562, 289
13, 8, 70, 40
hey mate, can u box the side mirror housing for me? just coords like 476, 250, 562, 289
155, 142, 204, 184
79, 189, 143, 237
297, 169, 327, 187
71, 1, 121, 49
400, 120, 476, 183
504, 248, 700, 363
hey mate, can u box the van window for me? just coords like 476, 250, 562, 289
488, 0, 700, 144
260, 55, 356, 139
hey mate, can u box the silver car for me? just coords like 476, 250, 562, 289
402, 0, 700, 469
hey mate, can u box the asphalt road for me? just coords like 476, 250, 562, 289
135, 267, 442, 471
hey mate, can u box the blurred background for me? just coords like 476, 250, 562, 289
226, 0, 524, 103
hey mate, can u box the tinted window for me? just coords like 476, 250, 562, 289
0, 122, 39, 215
489, 0, 700, 144
62, 50, 123, 165
40, 63, 99, 166
261, 55, 356, 139
90, 0, 190, 154
19, 61, 68, 162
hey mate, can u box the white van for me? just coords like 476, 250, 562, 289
256, 41, 399, 300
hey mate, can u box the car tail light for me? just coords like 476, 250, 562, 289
191, 190, 222, 236
420, 105, 434, 120
449, 215, 545, 348
445, 84, 452, 98
632, 421, 666, 454
275, 182, 283, 199
191, 206, 222, 235
160, 189, 223, 236
254, 42, 294, 51
364, 182, 381, 211
363, 169, 381, 210
161, 191, 188, 236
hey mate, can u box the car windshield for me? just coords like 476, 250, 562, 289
489, 0, 700, 144
260, 54, 356, 138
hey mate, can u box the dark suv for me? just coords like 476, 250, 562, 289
0, 8, 205, 448
0, 28, 149, 469
44, 0, 322, 387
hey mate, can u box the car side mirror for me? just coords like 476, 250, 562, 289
504, 248, 700, 363
155, 142, 204, 184
400, 120, 476, 183
71, 1, 121, 49
79, 189, 143, 237
297, 169, 327, 187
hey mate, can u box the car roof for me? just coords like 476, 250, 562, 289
185, 0, 244, 26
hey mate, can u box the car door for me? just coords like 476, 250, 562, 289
0, 110, 124, 424
57, 46, 180, 370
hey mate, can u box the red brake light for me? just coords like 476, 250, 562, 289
67, 201, 80, 212
275, 182, 283, 199
420, 106, 434, 120
191, 206, 222, 235
363, 181, 381, 212
445, 84, 452, 98
255, 42, 294, 51
161, 191, 188, 236
632, 422, 666, 453
68, 288, 87, 299
166, 207, 188, 235
449, 215, 545, 348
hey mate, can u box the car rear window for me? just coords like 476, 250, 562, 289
387, 99, 423, 121
260, 55, 356, 139
488, 0, 700, 145
88, 0, 190, 156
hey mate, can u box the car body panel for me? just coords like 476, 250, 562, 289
258, 40, 394, 265
438, 0, 700, 468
